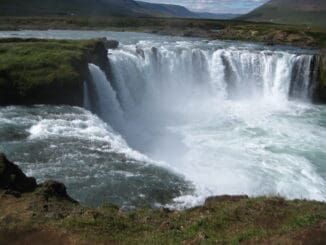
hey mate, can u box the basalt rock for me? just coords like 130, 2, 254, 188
102, 38, 119, 49
312, 51, 326, 103
37, 180, 78, 203
0, 153, 37, 193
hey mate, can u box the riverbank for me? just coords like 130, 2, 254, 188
1, 16, 325, 49
1, 153, 325, 244
0, 38, 117, 105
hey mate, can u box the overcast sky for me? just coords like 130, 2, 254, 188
141, 0, 269, 14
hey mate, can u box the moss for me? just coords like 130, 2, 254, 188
0, 181, 325, 244
0, 40, 81, 92
42, 197, 325, 244
0, 39, 107, 105
0, 17, 325, 48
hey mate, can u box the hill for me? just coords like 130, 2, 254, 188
0, 0, 148, 17
0, 0, 234, 19
239, 0, 326, 26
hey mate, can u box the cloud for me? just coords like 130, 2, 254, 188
141, 0, 268, 14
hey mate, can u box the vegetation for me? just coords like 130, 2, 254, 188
0, 0, 201, 19
0, 16, 325, 49
239, 0, 326, 27
1, 189, 325, 244
56, 197, 326, 244
0, 40, 80, 91
0, 38, 107, 105
0, 153, 325, 244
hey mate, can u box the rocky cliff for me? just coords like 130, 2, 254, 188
0, 38, 116, 106
314, 51, 326, 103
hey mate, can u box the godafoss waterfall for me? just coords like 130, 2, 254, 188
0, 31, 325, 209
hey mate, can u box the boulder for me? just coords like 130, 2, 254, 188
99, 37, 119, 49
105, 40, 119, 49
0, 153, 37, 193
38, 180, 78, 203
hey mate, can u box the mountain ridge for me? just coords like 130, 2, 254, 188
239, 0, 326, 26
0, 0, 237, 19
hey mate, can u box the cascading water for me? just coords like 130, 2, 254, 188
0, 30, 325, 209
87, 41, 326, 207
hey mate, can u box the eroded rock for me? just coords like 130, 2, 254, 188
37, 180, 78, 203
0, 153, 37, 193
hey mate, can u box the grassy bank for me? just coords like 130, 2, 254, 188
1, 185, 325, 244
0, 16, 326, 49
0, 38, 108, 105
0, 154, 325, 244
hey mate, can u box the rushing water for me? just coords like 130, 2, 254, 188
0, 31, 325, 209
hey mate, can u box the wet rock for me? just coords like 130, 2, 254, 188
99, 37, 119, 49
38, 180, 78, 204
136, 47, 145, 59
313, 51, 326, 103
0, 153, 37, 193
106, 40, 119, 49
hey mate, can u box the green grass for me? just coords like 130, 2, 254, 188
0, 16, 325, 49
0, 39, 100, 96
50, 197, 326, 244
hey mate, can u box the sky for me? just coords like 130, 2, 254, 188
141, 0, 269, 14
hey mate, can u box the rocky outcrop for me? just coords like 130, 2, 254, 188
37, 180, 78, 203
0, 38, 117, 106
0, 153, 77, 203
312, 51, 326, 103
0, 153, 37, 192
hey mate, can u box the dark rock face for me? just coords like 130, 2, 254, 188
38, 180, 78, 203
0, 153, 77, 203
88, 38, 114, 80
102, 38, 119, 50
313, 52, 326, 103
0, 69, 86, 107
0, 153, 37, 192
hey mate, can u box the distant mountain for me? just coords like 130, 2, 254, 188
239, 0, 326, 26
0, 0, 142, 17
136, 1, 195, 18
0, 0, 235, 20
197, 12, 240, 20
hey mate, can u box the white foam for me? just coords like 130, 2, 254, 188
28, 108, 150, 162
89, 42, 326, 208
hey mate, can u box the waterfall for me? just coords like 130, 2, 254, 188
85, 43, 316, 139
106, 46, 314, 108
88, 64, 124, 130
85, 43, 317, 153
83, 41, 326, 205
83, 81, 91, 110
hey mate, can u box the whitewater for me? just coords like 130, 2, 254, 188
0, 31, 325, 208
